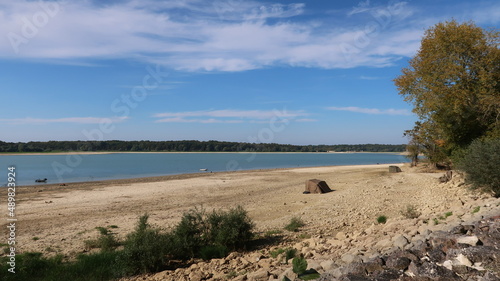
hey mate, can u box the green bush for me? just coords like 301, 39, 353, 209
171, 206, 254, 259
171, 207, 206, 259
116, 214, 173, 276
84, 226, 121, 252
199, 245, 229, 260
377, 215, 387, 224
0, 251, 121, 281
285, 248, 298, 264
456, 138, 500, 197
400, 204, 421, 219
284, 217, 305, 232
207, 206, 254, 250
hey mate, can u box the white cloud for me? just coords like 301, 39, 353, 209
0, 116, 129, 125
327, 106, 411, 116
153, 109, 309, 123
0, 0, 498, 71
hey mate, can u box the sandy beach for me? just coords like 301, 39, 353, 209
5, 162, 498, 260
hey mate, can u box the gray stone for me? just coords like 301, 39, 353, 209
341, 253, 362, 264
393, 235, 409, 249
320, 260, 337, 271
456, 235, 479, 246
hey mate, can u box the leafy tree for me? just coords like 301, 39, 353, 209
395, 20, 500, 164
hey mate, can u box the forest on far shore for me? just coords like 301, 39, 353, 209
0, 140, 406, 153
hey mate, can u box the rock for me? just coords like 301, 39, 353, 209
278, 268, 295, 281
231, 275, 247, 281
375, 238, 393, 249
393, 235, 409, 249
250, 253, 266, 262
257, 258, 272, 269
307, 260, 323, 271
389, 166, 402, 173
408, 261, 460, 279
341, 253, 362, 264
385, 255, 411, 270
341, 262, 367, 276
188, 271, 203, 281
336, 231, 347, 240
456, 254, 473, 267
320, 260, 337, 271
456, 235, 479, 246
363, 258, 384, 274
339, 274, 371, 281
248, 269, 269, 281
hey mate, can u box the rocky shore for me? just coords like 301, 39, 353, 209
120, 173, 499, 281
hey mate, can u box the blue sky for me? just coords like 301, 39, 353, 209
0, 0, 499, 145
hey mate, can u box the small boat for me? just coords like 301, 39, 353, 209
199, 168, 208, 171
35, 178, 48, 183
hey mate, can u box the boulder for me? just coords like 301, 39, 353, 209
389, 166, 402, 173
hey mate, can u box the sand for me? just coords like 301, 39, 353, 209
3, 163, 496, 258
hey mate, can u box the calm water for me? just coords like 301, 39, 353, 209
0, 152, 408, 186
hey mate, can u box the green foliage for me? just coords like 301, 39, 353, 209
84, 226, 121, 252
0, 207, 255, 280
444, 211, 453, 218
292, 256, 308, 274
0, 251, 122, 281
400, 204, 421, 219
0, 140, 407, 153
456, 138, 500, 196
264, 229, 283, 237
472, 206, 481, 213
171, 206, 254, 259
285, 217, 305, 232
292, 256, 321, 280
270, 248, 286, 258
395, 20, 500, 165
285, 248, 298, 264
376, 215, 387, 224
433, 218, 440, 225
199, 245, 229, 260
116, 214, 173, 276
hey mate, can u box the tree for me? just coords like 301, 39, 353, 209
395, 20, 500, 159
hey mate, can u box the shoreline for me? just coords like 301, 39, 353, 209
15, 162, 407, 189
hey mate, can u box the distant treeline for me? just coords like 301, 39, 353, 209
0, 140, 406, 153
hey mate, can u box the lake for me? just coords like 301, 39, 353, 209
0, 152, 409, 186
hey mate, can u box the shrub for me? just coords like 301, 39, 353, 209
472, 206, 481, 213
270, 247, 286, 258
400, 204, 421, 219
376, 215, 387, 224
456, 138, 500, 197
199, 245, 229, 260
284, 217, 305, 232
171, 207, 206, 259
0, 251, 122, 281
285, 248, 298, 264
84, 226, 121, 252
171, 206, 254, 260
290, 255, 320, 280
207, 206, 254, 250
116, 214, 173, 276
